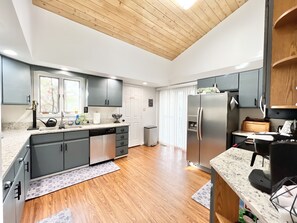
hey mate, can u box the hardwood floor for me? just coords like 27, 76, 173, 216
22, 145, 211, 223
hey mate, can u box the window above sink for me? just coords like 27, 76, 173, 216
33, 71, 85, 118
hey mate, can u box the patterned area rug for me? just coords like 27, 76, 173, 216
37, 208, 72, 223
26, 161, 120, 200
191, 180, 212, 209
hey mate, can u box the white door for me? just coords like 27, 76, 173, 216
120, 85, 143, 147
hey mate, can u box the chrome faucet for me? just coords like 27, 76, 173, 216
59, 112, 65, 129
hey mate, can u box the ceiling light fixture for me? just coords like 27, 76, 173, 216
3, 49, 17, 56
143, 82, 147, 85
110, 76, 117, 79
61, 67, 69, 71
176, 0, 197, 10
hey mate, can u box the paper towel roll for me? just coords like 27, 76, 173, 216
93, 113, 101, 124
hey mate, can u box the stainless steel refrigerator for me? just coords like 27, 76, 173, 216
187, 92, 239, 170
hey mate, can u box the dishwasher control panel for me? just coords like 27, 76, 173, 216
89, 128, 116, 136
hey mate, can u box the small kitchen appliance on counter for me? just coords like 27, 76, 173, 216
248, 133, 297, 194
93, 113, 101, 124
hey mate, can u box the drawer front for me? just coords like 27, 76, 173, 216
116, 146, 128, 157
116, 133, 128, 141
116, 139, 128, 148
14, 140, 30, 173
2, 165, 15, 201
31, 133, 63, 145
116, 126, 128, 134
233, 135, 246, 144
64, 130, 89, 141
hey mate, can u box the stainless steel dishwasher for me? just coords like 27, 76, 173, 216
89, 128, 116, 165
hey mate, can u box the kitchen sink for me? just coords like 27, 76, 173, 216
64, 125, 83, 129
39, 126, 59, 131
39, 125, 83, 131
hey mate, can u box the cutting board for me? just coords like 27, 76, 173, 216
242, 121, 270, 132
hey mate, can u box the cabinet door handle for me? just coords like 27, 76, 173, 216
254, 98, 257, 106
60, 144, 63, 152
105, 99, 107, 105
108, 100, 109, 105
65, 144, 68, 151
4, 181, 12, 190
25, 161, 30, 172
27, 95, 31, 103
18, 157, 24, 163
14, 181, 21, 200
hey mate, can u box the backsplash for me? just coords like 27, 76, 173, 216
1, 105, 121, 130
1, 84, 157, 131
239, 108, 286, 132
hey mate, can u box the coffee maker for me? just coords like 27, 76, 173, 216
248, 136, 297, 194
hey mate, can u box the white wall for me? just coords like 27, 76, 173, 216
170, 0, 266, 85
141, 86, 157, 127
29, 2, 170, 86
12, 0, 33, 56
0, 0, 32, 61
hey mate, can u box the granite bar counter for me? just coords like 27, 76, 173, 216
210, 147, 280, 223
2, 123, 129, 177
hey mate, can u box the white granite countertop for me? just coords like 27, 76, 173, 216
232, 130, 255, 137
210, 148, 280, 223
2, 123, 129, 177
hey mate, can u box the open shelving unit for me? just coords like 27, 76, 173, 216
270, 0, 297, 109
274, 5, 297, 28
272, 55, 297, 68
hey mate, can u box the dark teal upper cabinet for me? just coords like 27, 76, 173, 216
197, 73, 238, 92
88, 76, 122, 107
2, 57, 31, 105
197, 77, 215, 89
107, 79, 123, 107
88, 76, 107, 106
239, 68, 263, 108
215, 73, 239, 91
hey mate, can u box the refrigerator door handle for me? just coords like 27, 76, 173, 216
199, 107, 203, 140
259, 95, 266, 118
196, 107, 200, 141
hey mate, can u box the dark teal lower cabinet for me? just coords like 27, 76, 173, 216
3, 180, 16, 223
31, 131, 90, 179
15, 164, 25, 223
64, 138, 89, 170
115, 127, 129, 158
24, 151, 30, 199
3, 159, 25, 223
3, 141, 30, 223
31, 142, 64, 178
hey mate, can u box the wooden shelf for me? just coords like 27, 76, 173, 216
272, 55, 297, 68
215, 213, 233, 223
274, 6, 297, 28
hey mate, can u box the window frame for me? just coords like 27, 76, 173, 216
34, 71, 85, 118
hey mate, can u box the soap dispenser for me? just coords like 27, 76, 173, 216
75, 115, 80, 125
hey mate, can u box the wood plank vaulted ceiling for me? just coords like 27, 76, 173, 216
33, 0, 248, 60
